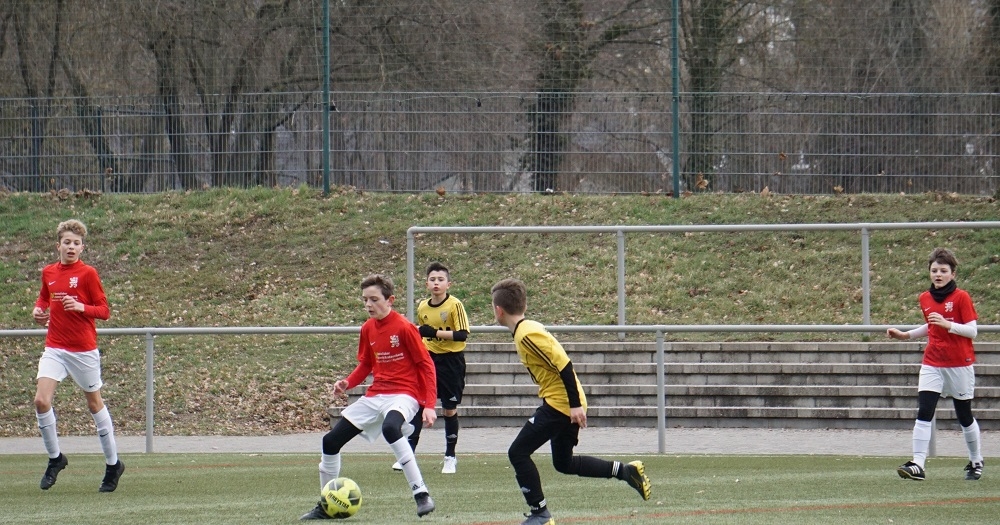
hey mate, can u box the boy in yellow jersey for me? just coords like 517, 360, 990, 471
394, 262, 471, 474
491, 278, 651, 525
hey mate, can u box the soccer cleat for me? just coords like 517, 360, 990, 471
99, 460, 125, 492
40, 453, 68, 490
520, 508, 555, 525
414, 491, 435, 517
964, 460, 984, 481
442, 456, 457, 474
623, 460, 652, 501
392, 461, 403, 471
897, 461, 925, 481
299, 501, 332, 520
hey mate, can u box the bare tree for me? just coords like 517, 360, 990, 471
10, 0, 65, 191
985, 0, 1000, 188
518, 1, 667, 192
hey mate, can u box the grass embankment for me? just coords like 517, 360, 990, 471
1, 187, 998, 437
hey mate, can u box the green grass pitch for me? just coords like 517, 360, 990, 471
2, 453, 997, 524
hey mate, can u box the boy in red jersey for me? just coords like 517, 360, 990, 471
31, 219, 123, 492
300, 274, 438, 520
393, 261, 471, 474
888, 248, 984, 481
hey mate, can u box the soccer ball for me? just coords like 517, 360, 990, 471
321, 477, 363, 518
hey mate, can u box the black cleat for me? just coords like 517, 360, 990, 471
299, 501, 332, 520
520, 508, 555, 525
897, 461, 925, 481
99, 460, 125, 492
624, 460, 652, 501
40, 453, 68, 490
415, 491, 435, 517
965, 460, 984, 481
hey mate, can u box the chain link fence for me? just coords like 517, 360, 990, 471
1, 92, 997, 195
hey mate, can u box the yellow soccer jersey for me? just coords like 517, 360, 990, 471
512, 319, 587, 416
416, 294, 470, 354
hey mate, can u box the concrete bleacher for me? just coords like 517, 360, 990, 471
328, 341, 1000, 430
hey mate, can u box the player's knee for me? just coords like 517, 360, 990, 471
33, 396, 51, 413
443, 408, 457, 418
508, 445, 528, 464
551, 456, 574, 474
86, 399, 104, 414
954, 400, 974, 427
381, 411, 405, 443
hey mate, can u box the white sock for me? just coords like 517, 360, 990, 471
962, 419, 983, 464
319, 453, 340, 491
389, 437, 426, 495
36, 409, 60, 458
912, 419, 932, 468
92, 406, 118, 465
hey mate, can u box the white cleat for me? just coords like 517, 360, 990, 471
441, 456, 457, 474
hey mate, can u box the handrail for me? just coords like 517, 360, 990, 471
405, 221, 1000, 326
4, 323, 997, 454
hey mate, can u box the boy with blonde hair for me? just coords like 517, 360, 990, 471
32, 219, 123, 492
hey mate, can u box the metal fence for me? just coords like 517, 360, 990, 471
2, 92, 998, 196
7, 323, 998, 454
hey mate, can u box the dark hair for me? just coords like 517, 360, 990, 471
491, 278, 527, 315
426, 261, 450, 278
360, 274, 394, 298
928, 248, 958, 272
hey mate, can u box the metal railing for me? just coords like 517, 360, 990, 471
405, 221, 1000, 330
3, 323, 998, 454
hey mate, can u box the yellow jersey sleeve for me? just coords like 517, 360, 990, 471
513, 319, 587, 415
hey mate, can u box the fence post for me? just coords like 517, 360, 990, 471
656, 329, 666, 454
861, 226, 871, 325
617, 230, 626, 340
145, 332, 155, 453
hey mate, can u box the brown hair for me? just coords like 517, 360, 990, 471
928, 248, 958, 272
360, 274, 394, 299
491, 278, 527, 315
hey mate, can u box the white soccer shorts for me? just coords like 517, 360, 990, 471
37, 347, 104, 392
341, 394, 420, 443
918, 364, 975, 400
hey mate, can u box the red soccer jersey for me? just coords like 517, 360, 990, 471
35, 260, 110, 352
345, 310, 437, 408
918, 287, 977, 367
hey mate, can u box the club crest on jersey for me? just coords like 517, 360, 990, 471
945, 302, 953, 312
439, 312, 448, 323
69, 277, 79, 288
390, 334, 400, 348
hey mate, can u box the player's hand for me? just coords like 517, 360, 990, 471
32, 307, 49, 326
60, 295, 84, 313
569, 406, 587, 428
422, 407, 437, 428
927, 312, 951, 330
886, 328, 907, 340
418, 325, 437, 338
333, 379, 349, 395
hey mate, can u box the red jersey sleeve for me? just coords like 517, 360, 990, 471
400, 322, 437, 408
345, 323, 375, 389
